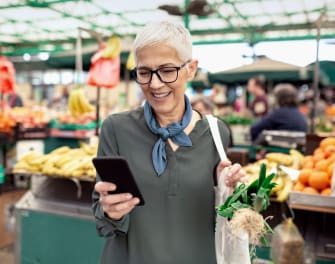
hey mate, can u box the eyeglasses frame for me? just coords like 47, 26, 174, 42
130, 60, 191, 85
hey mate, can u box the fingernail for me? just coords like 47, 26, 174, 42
134, 198, 140, 204
126, 193, 132, 199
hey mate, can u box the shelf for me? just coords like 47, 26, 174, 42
289, 191, 335, 214
12, 171, 95, 199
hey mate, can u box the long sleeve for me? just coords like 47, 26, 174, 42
92, 116, 130, 238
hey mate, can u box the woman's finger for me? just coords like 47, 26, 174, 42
103, 197, 140, 220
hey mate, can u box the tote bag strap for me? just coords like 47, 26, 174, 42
206, 115, 228, 161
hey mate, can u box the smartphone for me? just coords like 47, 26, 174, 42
92, 156, 145, 206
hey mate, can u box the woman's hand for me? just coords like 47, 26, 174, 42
216, 160, 247, 188
95, 181, 140, 220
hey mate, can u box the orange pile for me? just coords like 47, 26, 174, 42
294, 137, 334, 195
0, 112, 16, 134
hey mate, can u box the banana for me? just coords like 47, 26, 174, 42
74, 89, 85, 115
20, 151, 42, 163
68, 90, 79, 116
289, 149, 304, 169
80, 142, 97, 156
49, 146, 71, 155
13, 162, 30, 171
28, 154, 49, 166
54, 155, 73, 168
271, 175, 284, 195
265, 153, 293, 166
276, 177, 293, 202
76, 89, 95, 113
102, 35, 121, 59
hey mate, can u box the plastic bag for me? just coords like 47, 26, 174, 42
0, 56, 16, 93
87, 56, 120, 88
270, 218, 304, 264
215, 169, 251, 264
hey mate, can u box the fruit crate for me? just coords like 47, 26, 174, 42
49, 128, 95, 139
0, 131, 15, 145
49, 119, 97, 131
289, 191, 335, 209
16, 124, 49, 140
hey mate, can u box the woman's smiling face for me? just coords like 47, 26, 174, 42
136, 44, 197, 120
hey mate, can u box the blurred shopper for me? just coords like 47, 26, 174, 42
247, 75, 269, 117
250, 83, 308, 142
191, 94, 215, 115
7, 92, 23, 107
92, 21, 245, 264
191, 94, 233, 147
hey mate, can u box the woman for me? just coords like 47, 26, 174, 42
250, 83, 308, 142
92, 21, 245, 264
247, 75, 269, 118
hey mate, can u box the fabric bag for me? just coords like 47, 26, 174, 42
206, 115, 251, 264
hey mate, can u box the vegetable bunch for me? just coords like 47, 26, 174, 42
217, 163, 276, 219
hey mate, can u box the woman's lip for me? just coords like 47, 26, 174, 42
152, 92, 171, 98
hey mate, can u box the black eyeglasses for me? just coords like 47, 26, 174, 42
130, 60, 191, 85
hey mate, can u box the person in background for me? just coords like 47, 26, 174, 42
6, 92, 23, 107
191, 94, 234, 147
190, 94, 215, 115
247, 75, 269, 117
92, 21, 245, 264
250, 83, 308, 142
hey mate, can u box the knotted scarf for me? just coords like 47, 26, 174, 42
144, 95, 193, 176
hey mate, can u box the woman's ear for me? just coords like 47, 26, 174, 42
186, 59, 199, 82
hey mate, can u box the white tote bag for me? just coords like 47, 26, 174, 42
206, 115, 251, 264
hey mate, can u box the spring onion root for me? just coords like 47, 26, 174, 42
230, 208, 265, 244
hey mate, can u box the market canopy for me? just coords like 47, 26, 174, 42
1, 0, 335, 58
307, 60, 335, 86
208, 56, 312, 85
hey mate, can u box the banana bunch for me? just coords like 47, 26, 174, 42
265, 152, 293, 167
68, 89, 95, 116
102, 35, 121, 59
126, 51, 135, 70
271, 169, 293, 202
244, 149, 304, 201
13, 143, 98, 178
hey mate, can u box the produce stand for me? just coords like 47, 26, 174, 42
14, 174, 104, 264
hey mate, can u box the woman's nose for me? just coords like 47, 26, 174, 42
149, 72, 164, 88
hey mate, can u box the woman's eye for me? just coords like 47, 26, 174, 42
159, 68, 175, 74
138, 71, 151, 76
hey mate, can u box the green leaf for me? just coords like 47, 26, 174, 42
258, 163, 267, 190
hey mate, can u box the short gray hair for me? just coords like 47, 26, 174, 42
133, 21, 193, 63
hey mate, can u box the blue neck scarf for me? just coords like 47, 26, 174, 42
144, 95, 193, 176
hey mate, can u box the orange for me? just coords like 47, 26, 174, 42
320, 188, 332, 196
327, 163, 334, 178
320, 137, 335, 149
312, 152, 326, 163
303, 160, 314, 169
298, 169, 312, 185
303, 155, 313, 163
326, 154, 335, 165
315, 160, 329, 172
293, 181, 305, 192
302, 186, 319, 195
313, 147, 324, 155
324, 145, 335, 158
308, 171, 329, 191
302, 155, 314, 169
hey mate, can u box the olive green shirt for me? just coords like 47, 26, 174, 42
92, 107, 230, 264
